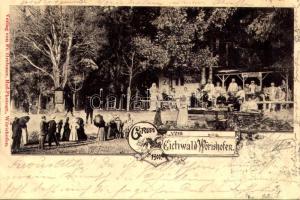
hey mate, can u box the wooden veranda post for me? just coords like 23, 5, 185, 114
259, 72, 263, 91
286, 73, 289, 101
209, 66, 213, 81
201, 67, 206, 85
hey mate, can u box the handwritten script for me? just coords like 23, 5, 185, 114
0, 133, 299, 199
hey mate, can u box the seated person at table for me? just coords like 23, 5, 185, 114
216, 92, 227, 107
190, 93, 199, 108
202, 91, 212, 108
236, 86, 245, 102
214, 82, 223, 98
244, 83, 251, 94
203, 79, 215, 100
227, 92, 240, 111
170, 88, 176, 99
280, 80, 287, 92
241, 96, 258, 112
162, 89, 169, 101
227, 78, 238, 95
277, 87, 286, 101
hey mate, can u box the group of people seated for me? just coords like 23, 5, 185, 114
198, 78, 289, 112
149, 78, 290, 112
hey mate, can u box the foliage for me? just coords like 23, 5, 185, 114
12, 6, 107, 89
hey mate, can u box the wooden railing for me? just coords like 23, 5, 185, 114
256, 101, 294, 110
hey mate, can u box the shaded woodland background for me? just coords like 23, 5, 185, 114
10, 6, 293, 112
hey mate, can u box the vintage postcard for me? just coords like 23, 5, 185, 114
0, 0, 299, 199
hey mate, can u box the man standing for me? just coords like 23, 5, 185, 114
85, 96, 94, 124
65, 94, 74, 116
236, 86, 246, 102
11, 117, 21, 153
48, 117, 59, 147
268, 82, 277, 111
39, 116, 48, 150
227, 78, 238, 94
12, 116, 30, 152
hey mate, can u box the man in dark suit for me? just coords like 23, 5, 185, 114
85, 96, 93, 124
48, 117, 59, 147
12, 117, 21, 153
39, 116, 48, 150
11, 116, 30, 153
65, 94, 74, 116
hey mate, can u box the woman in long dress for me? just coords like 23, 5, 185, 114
94, 115, 106, 141
149, 83, 159, 111
177, 94, 188, 127
61, 117, 71, 141
69, 117, 79, 141
20, 116, 30, 147
99, 116, 106, 141
77, 118, 87, 141
154, 108, 163, 127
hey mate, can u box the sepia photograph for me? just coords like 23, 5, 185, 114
9, 6, 294, 156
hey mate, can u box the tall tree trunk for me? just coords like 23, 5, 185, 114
62, 34, 73, 88
73, 93, 76, 110
126, 52, 135, 111
226, 42, 229, 67
126, 65, 133, 111
126, 86, 131, 111
37, 93, 41, 114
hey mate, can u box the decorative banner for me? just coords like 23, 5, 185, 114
162, 136, 237, 156
128, 122, 238, 166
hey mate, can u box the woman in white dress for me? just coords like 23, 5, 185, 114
20, 127, 28, 147
149, 83, 159, 111
177, 94, 188, 127
69, 117, 79, 141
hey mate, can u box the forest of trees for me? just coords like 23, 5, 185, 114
10, 6, 293, 112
